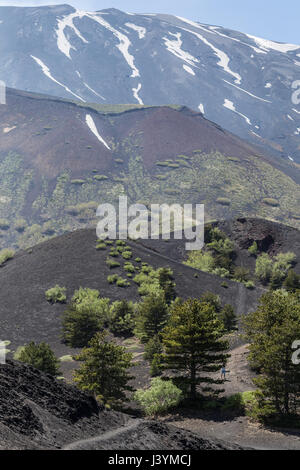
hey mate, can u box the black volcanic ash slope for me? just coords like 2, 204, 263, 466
0, 360, 239, 450
138, 217, 300, 276
0, 228, 263, 355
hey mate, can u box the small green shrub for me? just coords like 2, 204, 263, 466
70, 179, 85, 185
96, 242, 106, 250
262, 198, 279, 207
216, 197, 231, 206
233, 266, 250, 283
255, 253, 273, 284
124, 263, 135, 273
0, 249, 15, 266
107, 274, 119, 284
116, 240, 126, 246
167, 163, 180, 169
0, 219, 10, 230
116, 277, 130, 288
106, 259, 121, 269
134, 378, 183, 416
244, 280, 255, 289
93, 174, 108, 181
185, 251, 214, 272
248, 241, 258, 256
122, 251, 132, 260
212, 267, 230, 278
45, 285, 67, 304
109, 250, 119, 258
141, 265, 152, 274
222, 393, 244, 411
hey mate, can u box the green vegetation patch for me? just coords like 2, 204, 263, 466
216, 197, 231, 206
262, 198, 280, 207
0, 249, 14, 266
45, 285, 67, 304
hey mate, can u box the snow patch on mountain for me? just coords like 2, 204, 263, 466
30, 55, 85, 101
125, 23, 146, 39
223, 99, 251, 125
179, 26, 242, 84
163, 32, 199, 68
85, 12, 140, 78
56, 10, 88, 59
132, 83, 143, 104
246, 33, 300, 53
198, 103, 205, 114
84, 83, 106, 100
183, 64, 195, 75
223, 79, 272, 103
207, 26, 266, 55
85, 114, 110, 149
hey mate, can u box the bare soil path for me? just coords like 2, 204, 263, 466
63, 419, 141, 450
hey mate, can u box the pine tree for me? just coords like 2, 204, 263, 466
18, 342, 60, 376
135, 293, 169, 343
200, 292, 236, 332
109, 300, 135, 337
74, 332, 134, 406
219, 304, 237, 332
158, 267, 176, 304
62, 303, 102, 347
162, 298, 229, 400
244, 290, 300, 417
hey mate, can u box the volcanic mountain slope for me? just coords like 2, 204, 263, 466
138, 217, 300, 279
0, 360, 239, 450
0, 88, 300, 249
0, 5, 299, 162
0, 227, 263, 358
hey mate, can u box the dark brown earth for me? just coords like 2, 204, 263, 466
1, 88, 299, 182
0, 90, 287, 173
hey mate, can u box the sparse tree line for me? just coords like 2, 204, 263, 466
15, 253, 300, 424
